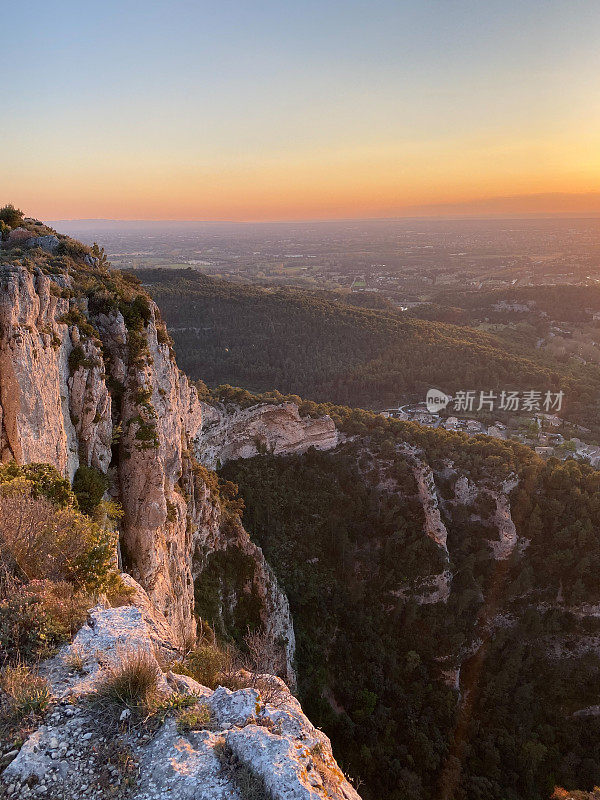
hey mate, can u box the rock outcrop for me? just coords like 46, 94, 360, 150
0, 231, 353, 797
2, 591, 359, 800
0, 266, 77, 474
196, 401, 339, 469
0, 259, 297, 663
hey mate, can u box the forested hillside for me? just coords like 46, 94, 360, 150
137, 269, 599, 425
221, 404, 600, 800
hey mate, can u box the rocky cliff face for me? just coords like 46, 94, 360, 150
0, 256, 299, 667
0, 265, 79, 474
2, 579, 359, 800
196, 401, 339, 469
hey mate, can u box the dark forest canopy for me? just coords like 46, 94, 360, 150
137, 269, 600, 426
221, 414, 600, 800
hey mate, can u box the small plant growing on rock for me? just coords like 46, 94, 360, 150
64, 644, 88, 673
176, 702, 212, 733
93, 648, 160, 719
308, 740, 345, 795
217, 741, 273, 800
68, 344, 99, 374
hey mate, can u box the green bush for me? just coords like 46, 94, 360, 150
73, 465, 109, 516
175, 637, 234, 690
68, 344, 98, 373
134, 418, 159, 448
176, 703, 212, 733
0, 579, 90, 662
0, 462, 75, 507
120, 295, 152, 331
59, 305, 98, 339
0, 204, 24, 229
0, 473, 117, 592
57, 238, 90, 259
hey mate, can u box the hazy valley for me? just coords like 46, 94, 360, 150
0, 211, 599, 799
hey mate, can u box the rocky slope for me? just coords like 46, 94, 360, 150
2, 578, 359, 800
0, 221, 362, 798
0, 234, 335, 669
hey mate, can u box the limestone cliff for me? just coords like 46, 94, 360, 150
2, 580, 360, 800
196, 401, 339, 469
0, 250, 296, 668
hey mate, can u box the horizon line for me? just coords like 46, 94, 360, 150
48, 211, 600, 225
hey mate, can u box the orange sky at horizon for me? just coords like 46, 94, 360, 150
6, 132, 600, 223
6, 2, 600, 224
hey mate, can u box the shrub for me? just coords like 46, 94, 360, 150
0, 204, 24, 229
0, 479, 117, 592
58, 305, 98, 339
240, 628, 288, 707
120, 295, 152, 331
68, 344, 93, 373
92, 648, 160, 717
156, 325, 172, 346
166, 500, 178, 523
242, 628, 283, 677
176, 640, 230, 690
0, 462, 74, 507
90, 242, 109, 268
127, 329, 150, 366
57, 238, 90, 259
0, 578, 90, 662
73, 465, 109, 516
134, 418, 159, 448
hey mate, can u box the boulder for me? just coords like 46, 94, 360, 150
25, 234, 60, 253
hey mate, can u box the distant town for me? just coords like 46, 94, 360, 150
381, 402, 600, 468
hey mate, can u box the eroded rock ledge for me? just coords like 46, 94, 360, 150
2, 582, 360, 800
195, 401, 339, 469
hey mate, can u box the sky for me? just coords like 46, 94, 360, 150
3, 0, 600, 221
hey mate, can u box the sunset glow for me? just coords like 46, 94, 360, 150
4, 0, 600, 221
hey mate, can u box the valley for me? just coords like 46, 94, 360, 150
1, 212, 599, 800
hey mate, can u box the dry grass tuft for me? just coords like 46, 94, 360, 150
0, 664, 51, 717
64, 644, 88, 673
92, 648, 160, 720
